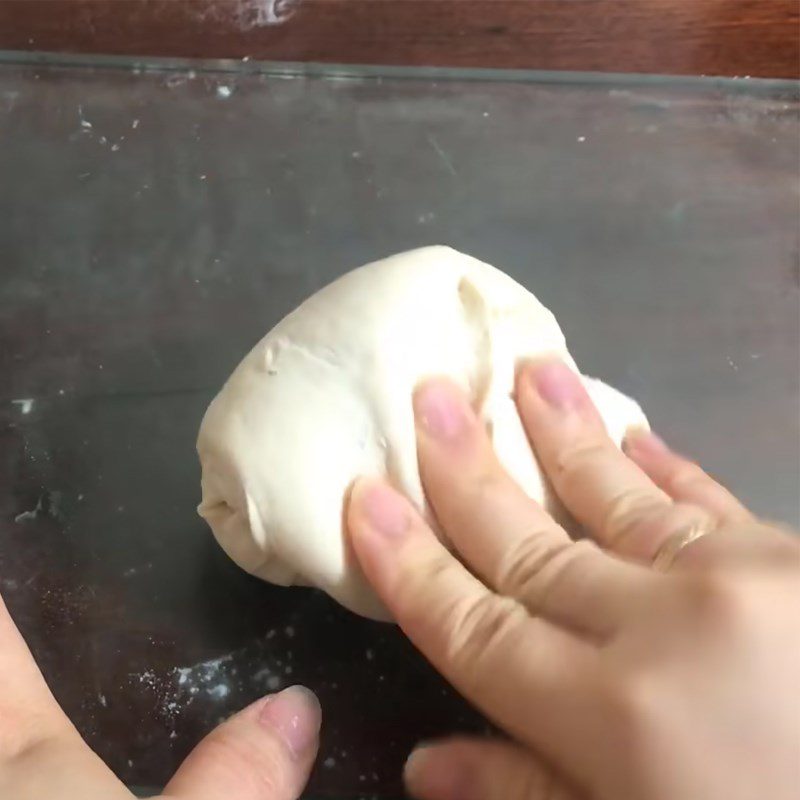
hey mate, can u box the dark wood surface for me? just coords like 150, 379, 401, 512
1, 58, 798, 797
0, 0, 798, 79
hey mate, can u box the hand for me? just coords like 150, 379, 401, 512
348, 359, 800, 800
0, 595, 321, 800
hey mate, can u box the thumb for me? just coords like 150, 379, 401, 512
404, 737, 579, 800
163, 685, 321, 800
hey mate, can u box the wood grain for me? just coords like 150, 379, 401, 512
0, 0, 797, 79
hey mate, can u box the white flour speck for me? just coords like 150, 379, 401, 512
14, 495, 44, 523
207, 684, 230, 700
12, 398, 34, 414
138, 670, 156, 687
216, 85, 233, 99
236, 0, 299, 29
135, 634, 287, 721
78, 104, 92, 130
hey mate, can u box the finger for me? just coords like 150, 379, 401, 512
651, 519, 800, 572
413, 378, 650, 638
623, 429, 753, 523
0, 595, 129, 799
516, 360, 681, 562
1, 739, 130, 800
404, 737, 579, 800
0, 594, 77, 756
164, 686, 321, 800
348, 478, 597, 764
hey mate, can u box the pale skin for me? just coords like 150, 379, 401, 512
1, 358, 798, 798
348, 359, 800, 800
0, 619, 321, 800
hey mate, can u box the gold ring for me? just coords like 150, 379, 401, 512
652, 523, 716, 572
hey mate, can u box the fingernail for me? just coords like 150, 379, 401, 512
404, 743, 473, 800
624, 428, 669, 457
414, 380, 470, 440
360, 481, 411, 538
526, 360, 586, 410
258, 685, 321, 759
403, 744, 433, 789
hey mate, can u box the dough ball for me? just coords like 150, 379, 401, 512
197, 246, 647, 620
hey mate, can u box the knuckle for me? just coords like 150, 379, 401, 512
494, 529, 571, 600
601, 489, 667, 547
691, 571, 753, 629
396, 554, 456, 623
664, 460, 710, 494
442, 593, 527, 688
604, 667, 665, 756
497, 535, 596, 614
444, 465, 506, 531
611, 499, 713, 561
554, 439, 608, 480
464, 466, 507, 510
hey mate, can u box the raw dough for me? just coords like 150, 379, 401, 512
197, 246, 647, 620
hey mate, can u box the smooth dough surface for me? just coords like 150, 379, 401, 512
197, 246, 648, 620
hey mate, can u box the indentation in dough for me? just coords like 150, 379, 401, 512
457, 276, 493, 410
263, 336, 343, 375
264, 343, 280, 374
198, 496, 234, 537
287, 339, 341, 369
